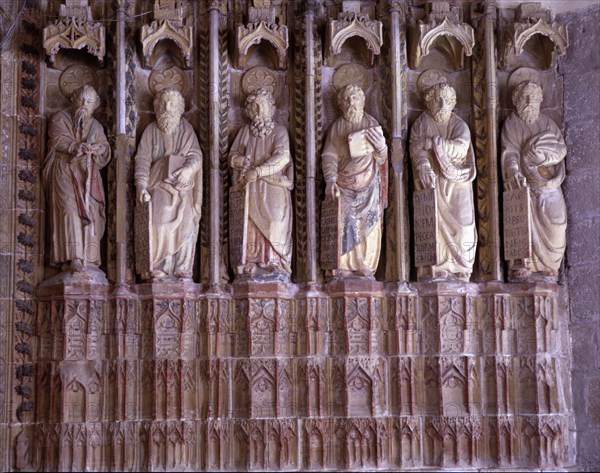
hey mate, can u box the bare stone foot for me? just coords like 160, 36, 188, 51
70, 259, 84, 272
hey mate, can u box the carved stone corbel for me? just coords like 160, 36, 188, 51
140, 1, 193, 69
502, 3, 568, 69
409, 1, 474, 70
327, 12, 383, 66
43, 1, 105, 66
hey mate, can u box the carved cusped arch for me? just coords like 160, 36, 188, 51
140, 20, 193, 69
43, 17, 105, 66
504, 19, 568, 69
236, 21, 289, 70
327, 13, 383, 66
412, 17, 474, 70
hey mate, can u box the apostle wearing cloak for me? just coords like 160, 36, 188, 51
322, 84, 388, 278
410, 82, 477, 281
229, 88, 293, 278
135, 88, 202, 279
501, 80, 567, 280
43, 85, 110, 272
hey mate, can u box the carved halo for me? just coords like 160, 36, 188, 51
242, 67, 281, 100
149, 66, 187, 95
332, 64, 370, 92
508, 67, 542, 92
59, 65, 99, 98
417, 69, 450, 96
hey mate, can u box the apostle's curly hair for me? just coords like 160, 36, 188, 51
154, 87, 185, 115
245, 88, 275, 111
423, 83, 457, 108
511, 80, 543, 107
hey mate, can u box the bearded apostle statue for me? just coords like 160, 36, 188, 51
43, 84, 111, 274
321, 84, 388, 278
228, 88, 293, 279
409, 82, 477, 282
134, 88, 203, 280
501, 80, 567, 281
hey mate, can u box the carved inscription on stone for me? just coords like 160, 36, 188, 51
413, 188, 438, 267
229, 185, 249, 271
134, 201, 153, 276
320, 197, 340, 270
503, 187, 532, 261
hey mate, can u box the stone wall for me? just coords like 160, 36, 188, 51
559, 3, 600, 471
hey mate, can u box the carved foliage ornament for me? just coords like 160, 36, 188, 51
236, 21, 289, 70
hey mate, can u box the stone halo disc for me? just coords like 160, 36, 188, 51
332, 63, 370, 92
417, 69, 450, 96
149, 66, 187, 95
59, 65, 98, 99
508, 67, 542, 91
242, 67, 280, 99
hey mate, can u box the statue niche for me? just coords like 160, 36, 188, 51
228, 87, 294, 281
501, 73, 567, 282
320, 84, 388, 278
134, 88, 203, 281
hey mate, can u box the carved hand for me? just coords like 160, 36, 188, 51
506, 169, 527, 190
245, 168, 259, 183
74, 142, 93, 157
418, 164, 437, 189
325, 181, 341, 200
171, 166, 195, 187
423, 137, 434, 151
365, 127, 386, 153
136, 185, 151, 204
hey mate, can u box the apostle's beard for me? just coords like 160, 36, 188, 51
249, 114, 275, 138
517, 105, 540, 124
74, 107, 91, 134
431, 107, 452, 124
342, 105, 364, 124
157, 111, 181, 134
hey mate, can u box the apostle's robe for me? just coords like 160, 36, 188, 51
322, 113, 388, 276
410, 112, 477, 277
134, 119, 202, 276
43, 110, 110, 266
229, 124, 294, 275
501, 112, 567, 274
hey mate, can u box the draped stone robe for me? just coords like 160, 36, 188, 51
134, 119, 202, 276
322, 113, 388, 276
229, 124, 294, 275
43, 110, 110, 267
410, 112, 477, 277
501, 112, 567, 274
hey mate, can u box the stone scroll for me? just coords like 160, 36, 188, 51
320, 197, 341, 270
413, 188, 439, 267
134, 200, 153, 276
503, 186, 532, 261
229, 184, 250, 272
